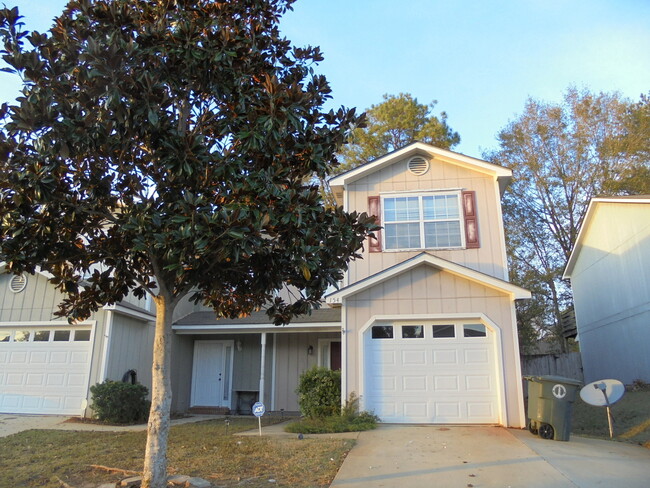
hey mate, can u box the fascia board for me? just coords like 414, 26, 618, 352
173, 322, 340, 334
326, 253, 530, 303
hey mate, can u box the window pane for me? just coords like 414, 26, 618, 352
73, 330, 91, 341
463, 324, 487, 337
384, 197, 419, 222
423, 195, 459, 220
53, 330, 71, 341
432, 324, 455, 338
371, 325, 393, 339
385, 223, 421, 249
424, 221, 462, 248
402, 325, 424, 338
34, 330, 51, 342
0, 331, 10, 342
14, 330, 30, 342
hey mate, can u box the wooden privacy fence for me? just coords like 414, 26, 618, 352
521, 352, 583, 396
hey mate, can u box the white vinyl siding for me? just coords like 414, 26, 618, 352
383, 192, 463, 250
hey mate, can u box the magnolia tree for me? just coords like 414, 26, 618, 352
0, 1, 376, 486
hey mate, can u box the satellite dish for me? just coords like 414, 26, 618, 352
580, 379, 625, 406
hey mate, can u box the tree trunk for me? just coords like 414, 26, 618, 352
142, 294, 174, 488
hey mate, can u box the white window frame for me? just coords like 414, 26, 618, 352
381, 190, 465, 251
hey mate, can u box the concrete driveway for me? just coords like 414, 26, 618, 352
0, 414, 68, 437
331, 424, 650, 487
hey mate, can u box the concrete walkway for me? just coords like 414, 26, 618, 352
330, 424, 650, 488
0, 413, 223, 437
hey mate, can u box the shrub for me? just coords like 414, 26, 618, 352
286, 392, 379, 434
90, 380, 150, 424
296, 366, 341, 418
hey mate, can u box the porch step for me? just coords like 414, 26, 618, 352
188, 406, 231, 415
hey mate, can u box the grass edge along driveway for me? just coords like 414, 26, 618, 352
0, 417, 354, 488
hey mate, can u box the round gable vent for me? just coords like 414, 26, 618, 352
407, 156, 430, 176
10, 273, 27, 293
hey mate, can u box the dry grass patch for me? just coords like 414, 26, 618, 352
0, 417, 353, 487
572, 388, 650, 448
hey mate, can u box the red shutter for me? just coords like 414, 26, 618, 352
368, 196, 382, 253
462, 190, 480, 249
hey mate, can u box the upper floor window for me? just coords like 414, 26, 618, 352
382, 192, 463, 250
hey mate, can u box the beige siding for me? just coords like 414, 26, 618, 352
347, 155, 508, 283
0, 273, 65, 322
103, 313, 155, 390
272, 332, 339, 412
342, 266, 523, 427
170, 333, 195, 413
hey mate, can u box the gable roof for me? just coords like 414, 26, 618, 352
326, 252, 530, 304
563, 196, 650, 279
329, 142, 513, 204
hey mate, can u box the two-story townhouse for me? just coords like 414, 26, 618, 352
0, 142, 529, 427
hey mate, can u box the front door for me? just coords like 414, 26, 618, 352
191, 340, 233, 407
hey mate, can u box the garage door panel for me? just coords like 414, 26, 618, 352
434, 376, 459, 391
433, 349, 458, 364
402, 375, 428, 392
465, 375, 492, 391
10, 351, 27, 363
29, 351, 49, 363
402, 349, 426, 365
464, 348, 490, 364
26, 373, 45, 386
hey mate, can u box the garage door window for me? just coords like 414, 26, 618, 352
402, 325, 424, 338
14, 330, 30, 342
371, 325, 394, 339
432, 324, 455, 338
73, 330, 91, 341
34, 330, 51, 341
53, 330, 71, 341
463, 324, 487, 337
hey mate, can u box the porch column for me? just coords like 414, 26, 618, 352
259, 332, 267, 405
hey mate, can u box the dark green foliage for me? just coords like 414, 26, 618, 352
0, 2, 378, 483
337, 93, 460, 170
90, 380, 150, 424
296, 366, 341, 418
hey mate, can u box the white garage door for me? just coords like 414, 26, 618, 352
364, 321, 500, 424
0, 326, 93, 415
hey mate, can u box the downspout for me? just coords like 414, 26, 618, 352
259, 332, 267, 405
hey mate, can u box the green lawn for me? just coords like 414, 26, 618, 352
572, 387, 650, 447
0, 417, 353, 488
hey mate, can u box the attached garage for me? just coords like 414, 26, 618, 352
363, 320, 502, 424
0, 325, 94, 415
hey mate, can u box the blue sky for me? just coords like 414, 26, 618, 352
1, 0, 649, 157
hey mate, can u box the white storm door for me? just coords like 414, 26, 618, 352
191, 340, 233, 407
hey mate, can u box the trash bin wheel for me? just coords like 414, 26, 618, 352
539, 423, 554, 440
527, 420, 538, 435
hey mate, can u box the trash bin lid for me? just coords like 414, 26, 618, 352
523, 375, 582, 386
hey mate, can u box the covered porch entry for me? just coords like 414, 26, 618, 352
173, 308, 342, 415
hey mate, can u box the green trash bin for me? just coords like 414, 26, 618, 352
524, 375, 582, 441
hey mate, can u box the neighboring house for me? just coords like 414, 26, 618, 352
0, 268, 156, 416
563, 196, 650, 384
0, 142, 531, 428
